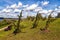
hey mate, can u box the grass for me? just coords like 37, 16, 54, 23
0, 20, 10, 29
0, 18, 60, 40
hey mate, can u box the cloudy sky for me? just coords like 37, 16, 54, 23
0, 0, 60, 18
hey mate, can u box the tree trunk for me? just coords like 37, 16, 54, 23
31, 13, 38, 29
13, 10, 22, 35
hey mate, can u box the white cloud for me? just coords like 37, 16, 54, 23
34, 7, 42, 12
27, 12, 37, 17
0, 2, 22, 18
1, 8, 13, 13
22, 11, 28, 18
39, 10, 48, 13
56, 9, 60, 13
55, 8, 58, 11
22, 4, 29, 8
10, 3, 17, 9
48, 10, 53, 12
58, 6, 60, 8
25, 4, 38, 10
2, 9, 6, 12
51, 11, 58, 17
41, 1, 49, 6
6, 2, 22, 9
55, 6, 60, 13
17, 2, 22, 8
13, 9, 21, 13
6, 5, 10, 8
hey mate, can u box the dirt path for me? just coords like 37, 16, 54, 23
0, 25, 10, 31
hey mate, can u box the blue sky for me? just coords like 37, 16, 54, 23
0, 0, 60, 10
0, 0, 60, 18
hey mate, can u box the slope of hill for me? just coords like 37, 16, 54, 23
0, 18, 60, 40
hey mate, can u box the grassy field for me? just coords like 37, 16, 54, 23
0, 18, 60, 40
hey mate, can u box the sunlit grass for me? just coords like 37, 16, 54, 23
0, 18, 60, 40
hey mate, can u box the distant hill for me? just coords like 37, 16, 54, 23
0, 17, 4, 19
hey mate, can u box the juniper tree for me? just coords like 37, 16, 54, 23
13, 10, 22, 35
31, 12, 41, 28
40, 11, 57, 31
27, 16, 35, 21
36, 13, 46, 21
43, 13, 52, 30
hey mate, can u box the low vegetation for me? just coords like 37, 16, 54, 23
0, 17, 59, 40
0, 11, 60, 40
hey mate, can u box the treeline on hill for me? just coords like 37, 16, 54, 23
0, 10, 59, 35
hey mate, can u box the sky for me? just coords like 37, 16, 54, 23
0, 0, 60, 18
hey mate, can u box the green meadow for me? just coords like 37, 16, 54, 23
0, 18, 60, 40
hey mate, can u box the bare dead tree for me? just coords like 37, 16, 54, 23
13, 10, 23, 35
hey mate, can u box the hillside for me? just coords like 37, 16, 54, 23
0, 18, 60, 40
